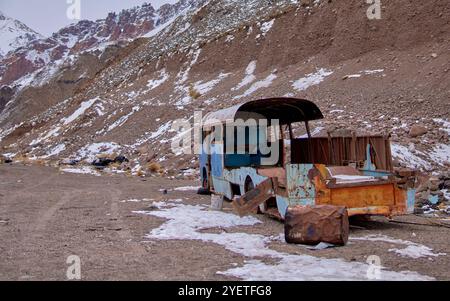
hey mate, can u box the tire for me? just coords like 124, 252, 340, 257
197, 187, 211, 195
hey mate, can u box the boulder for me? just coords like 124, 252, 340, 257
409, 125, 428, 138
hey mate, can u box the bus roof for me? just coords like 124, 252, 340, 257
203, 98, 324, 126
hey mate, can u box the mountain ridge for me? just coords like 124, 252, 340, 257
0, 10, 43, 58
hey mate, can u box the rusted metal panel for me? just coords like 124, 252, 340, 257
347, 206, 391, 216
286, 164, 315, 206
291, 136, 393, 171
233, 178, 276, 216
285, 205, 349, 246
212, 176, 233, 200
328, 184, 397, 208
257, 167, 287, 187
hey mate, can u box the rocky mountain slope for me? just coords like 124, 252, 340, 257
0, 1, 201, 90
0, 0, 449, 181
0, 11, 43, 58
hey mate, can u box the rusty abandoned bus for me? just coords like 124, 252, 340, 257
198, 98, 416, 245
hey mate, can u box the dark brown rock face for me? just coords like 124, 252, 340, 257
0, 86, 14, 113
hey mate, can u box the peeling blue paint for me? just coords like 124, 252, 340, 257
286, 164, 315, 206
407, 189, 416, 213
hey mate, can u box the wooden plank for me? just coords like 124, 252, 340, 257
232, 178, 275, 217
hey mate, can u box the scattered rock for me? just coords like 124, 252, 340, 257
409, 125, 428, 138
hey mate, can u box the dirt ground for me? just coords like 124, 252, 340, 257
0, 164, 449, 281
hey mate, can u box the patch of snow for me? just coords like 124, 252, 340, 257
174, 186, 200, 191
364, 69, 384, 75
60, 166, 101, 177
233, 61, 257, 91
30, 126, 61, 146
147, 69, 170, 90
260, 19, 275, 36
193, 73, 230, 95
346, 74, 362, 78
121, 198, 154, 203
391, 144, 431, 170
235, 72, 277, 99
225, 35, 234, 43
429, 144, 450, 166
136, 201, 433, 281
433, 118, 450, 136
351, 235, 446, 259
106, 106, 140, 132
127, 121, 172, 148
42, 143, 66, 158
389, 245, 446, 260
75, 142, 121, 162
0, 123, 23, 143
178, 48, 202, 84
292, 68, 333, 92
62, 97, 99, 125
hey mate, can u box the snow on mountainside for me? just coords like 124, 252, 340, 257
0, 0, 449, 180
0, 11, 43, 58
0, 1, 200, 89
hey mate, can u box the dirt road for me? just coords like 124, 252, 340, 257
0, 164, 449, 280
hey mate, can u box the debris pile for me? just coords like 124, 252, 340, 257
416, 172, 450, 215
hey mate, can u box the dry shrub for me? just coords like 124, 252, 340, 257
147, 162, 162, 173
136, 169, 145, 177
189, 85, 202, 99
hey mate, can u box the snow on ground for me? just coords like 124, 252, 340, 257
0, 123, 23, 143
345, 69, 385, 79
104, 106, 141, 133
178, 48, 202, 84
233, 61, 257, 91
292, 68, 333, 91
136, 200, 433, 281
193, 73, 230, 95
121, 198, 154, 203
174, 186, 201, 191
62, 97, 99, 125
42, 143, 66, 158
30, 126, 61, 147
127, 121, 172, 149
75, 142, 121, 162
234, 72, 277, 99
434, 118, 450, 136
259, 19, 275, 36
429, 144, 450, 167
363, 69, 385, 75
59, 166, 101, 176
350, 235, 446, 259
391, 144, 432, 170
146, 69, 170, 90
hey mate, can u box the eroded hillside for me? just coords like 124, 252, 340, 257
0, 0, 449, 178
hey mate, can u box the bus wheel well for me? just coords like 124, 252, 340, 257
244, 176, 255, 193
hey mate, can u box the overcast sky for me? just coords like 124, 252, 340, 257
0, 0, 177, 36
